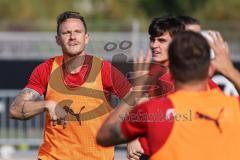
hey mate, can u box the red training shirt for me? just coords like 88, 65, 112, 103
26, 55, 131, 101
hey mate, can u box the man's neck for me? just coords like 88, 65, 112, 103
174, 79, 209, 92
154, 60, 169, 69
162, 60, 169, 68
63, 53, 86, 74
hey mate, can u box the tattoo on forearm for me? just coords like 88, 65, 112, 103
18, 88, 41, 101
13, 88, 41, 104
110, 124, 125, 143
112, 125, 121, 138
11, 88, 41, 118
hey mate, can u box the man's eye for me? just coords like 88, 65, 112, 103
158, 39, 166, 43
62, 32, 69, 35
75, 30, 83, 33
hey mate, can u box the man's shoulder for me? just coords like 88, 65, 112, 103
35, 57, 55, 71
137, 97, 174, 112
223, 94, 240, 104
31, 57, 57, 79
42, 57, 55, 64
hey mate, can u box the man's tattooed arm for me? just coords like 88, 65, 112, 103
10, 88, 47, 120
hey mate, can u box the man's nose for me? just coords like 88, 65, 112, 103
70, 32, 76, 39
151, 40, 158, 48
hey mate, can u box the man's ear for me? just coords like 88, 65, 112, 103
84, 33, 90, 45
55, 35, 61, 46
208, 62, 216, 77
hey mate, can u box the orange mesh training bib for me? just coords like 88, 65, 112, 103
151, 90, 240, 160
38, 56, 114, 160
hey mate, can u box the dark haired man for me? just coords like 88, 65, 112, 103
97, 31, 240, 160
148, 16, 185, 66
10, 11, 131, 160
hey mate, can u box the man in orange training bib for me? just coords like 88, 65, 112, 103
10, 11, 131, 160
